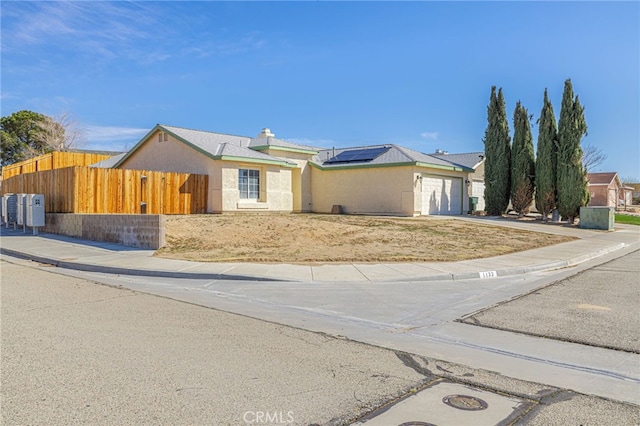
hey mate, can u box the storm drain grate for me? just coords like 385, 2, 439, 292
352, 382, 523, 425
442, 394, 488, 411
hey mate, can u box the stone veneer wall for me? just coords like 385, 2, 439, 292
44, 214, 166, 249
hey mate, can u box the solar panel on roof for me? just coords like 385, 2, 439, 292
325, 147, 390, 164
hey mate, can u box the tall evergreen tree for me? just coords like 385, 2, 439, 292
557, 79, 589, 222
535, 89, 558, 220
483, 86, 511, 215
510, 101, 535, 216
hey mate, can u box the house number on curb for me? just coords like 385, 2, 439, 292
479, 270, 498, 279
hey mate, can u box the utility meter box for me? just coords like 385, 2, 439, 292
3, 194, 18, 225
26, 194, 45, 227
0, 195, 5, 225
16, 194, 27, 226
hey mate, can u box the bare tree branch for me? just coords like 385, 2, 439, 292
581, 143, 607, 173
36, 112, 87, 151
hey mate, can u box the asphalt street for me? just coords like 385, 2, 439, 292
2, 251, 639, 425
2, 219, 639, 424
460, 250, 640, 353
1, 260, 428, 425
35, 245, 640, 406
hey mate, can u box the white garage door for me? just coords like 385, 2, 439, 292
421, 175, 463, 215
471, 181, 485, 212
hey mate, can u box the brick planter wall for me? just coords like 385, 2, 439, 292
44, 214, 166, 249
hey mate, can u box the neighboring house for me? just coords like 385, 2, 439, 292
113, 124, 475, 216
431, 150, 485, 212
587, 172, 634, 209
627, 183, 640, 203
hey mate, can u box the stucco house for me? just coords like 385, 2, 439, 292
587, 172, 633, 209
628, 183, 640, 203
112, 124, 476, 216
309, 145, 473, 215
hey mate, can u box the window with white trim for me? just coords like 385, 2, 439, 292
239, 169, 260, 199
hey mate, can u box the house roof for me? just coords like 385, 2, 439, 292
162, 124, 251, 149
431, 151, 485, 170
311, 144, 473, 172
113, 124, 298, 168
588, 172, 619, 186
112, 123, 476, 173
91, 152, 127, 168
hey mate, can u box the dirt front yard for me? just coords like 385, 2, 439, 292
155, 214, 575, 263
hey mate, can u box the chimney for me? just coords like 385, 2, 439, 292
258, 128, 275, 138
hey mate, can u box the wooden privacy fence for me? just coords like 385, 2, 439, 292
1, 151, 116, 180
1, 166, 208, 214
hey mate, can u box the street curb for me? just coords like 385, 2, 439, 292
394, 242, 637, 283
565, 242, 628, 266
0, 247, 285, 282
2, 241, 637, 283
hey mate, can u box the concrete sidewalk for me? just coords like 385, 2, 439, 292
1, 217, 639, 282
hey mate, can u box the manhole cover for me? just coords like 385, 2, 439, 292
442, 394, 488, 411
398, 422, 437, 426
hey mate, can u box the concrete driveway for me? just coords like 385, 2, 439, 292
460, 250, 640, 353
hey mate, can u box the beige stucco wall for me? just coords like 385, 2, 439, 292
118, 130, 293, 213
120, 130, 212, 174
310, 165, 420, 216
468, 161, 485, 194
262, 149, 314, 212
311, 164, 470, 216
589, 185, 616, 207
221, 163, 292, 212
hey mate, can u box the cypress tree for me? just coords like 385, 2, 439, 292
510, 101, 535, 216
557, 79, 589, 223
535, 89, 558, 221
483, 86, 511, 216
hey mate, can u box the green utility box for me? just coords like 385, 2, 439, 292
579, 206, 614, 231
468, 197, 478, 214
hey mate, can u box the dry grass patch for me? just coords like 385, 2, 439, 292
155, 214, 575, 263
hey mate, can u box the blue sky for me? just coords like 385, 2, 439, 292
1, 1, 638, 179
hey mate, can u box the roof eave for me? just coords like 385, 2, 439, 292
214, 155, 297, 168
416, 162, 473, 172
113, 125, 295, 169
310, 160, 472, 172
250, 145, 318, 155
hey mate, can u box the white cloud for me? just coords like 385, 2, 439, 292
420, 132, 439, 140
84, 126, 148, 152
86, 126, 148, 142
2, 2, 267, 65
2, 2, 165, 63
